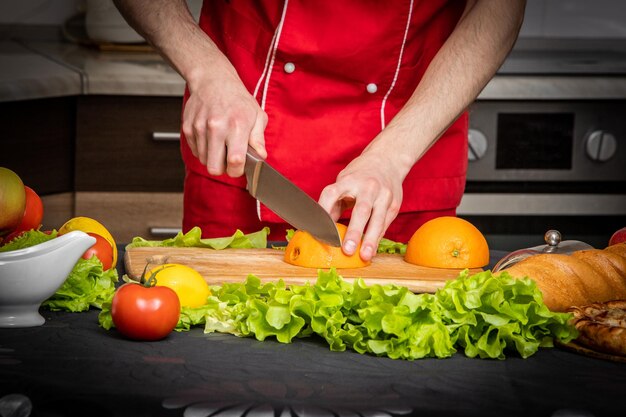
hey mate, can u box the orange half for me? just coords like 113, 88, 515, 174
284, 223, 370, 269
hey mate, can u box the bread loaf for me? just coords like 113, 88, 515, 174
605, 242, 626, 258
501, 243, 626, 312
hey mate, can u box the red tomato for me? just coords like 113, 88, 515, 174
2, 229, 25, 244
82, 232, 114, 270
13, 186, 44, 233
111, 283, 180, 341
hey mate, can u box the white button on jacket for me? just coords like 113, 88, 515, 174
284, 62, 296, 73
366, 83, 378, 93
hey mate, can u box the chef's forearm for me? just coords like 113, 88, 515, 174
112, 0, 236, 87
369, 0, 526, 176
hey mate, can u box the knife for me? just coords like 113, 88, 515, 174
244, 147, 342, 247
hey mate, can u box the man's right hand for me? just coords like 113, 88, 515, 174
183, 70, 268, 178
112, 0, 267, 178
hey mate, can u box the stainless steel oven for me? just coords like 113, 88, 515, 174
467, 101, 625, 183
458, 40, 626, 250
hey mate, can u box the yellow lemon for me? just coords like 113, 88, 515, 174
148, 263, 211, 308
59, 216, 117, 267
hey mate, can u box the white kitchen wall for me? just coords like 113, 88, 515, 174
1, 0, 625, 39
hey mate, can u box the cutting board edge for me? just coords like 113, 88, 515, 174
124, 246, 482, 294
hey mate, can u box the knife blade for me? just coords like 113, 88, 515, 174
244, 147, 342, 247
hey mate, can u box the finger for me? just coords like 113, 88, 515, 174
225, 126, 248, 178
193, 117, 210, 167
359, 198, 390, 261
206, 118, 227, 176
249, 111, 267, 159
319, 185, 352, 221
342, 198, 374, 256
182, 107, 198, 158
318, 185, 339, 219
382, 200, 401, 236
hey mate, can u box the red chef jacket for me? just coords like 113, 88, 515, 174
181, 0, 468, 239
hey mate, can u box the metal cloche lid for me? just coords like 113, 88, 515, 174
492, 229, 594, 272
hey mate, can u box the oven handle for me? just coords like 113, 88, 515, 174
458, 193, 626, 215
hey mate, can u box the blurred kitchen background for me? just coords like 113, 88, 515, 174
0, 0, 625, 250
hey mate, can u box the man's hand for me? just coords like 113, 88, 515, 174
319, 148, 404, 262
113, 0, 267, 178
320, 0, 525, 261
183, 69, 267, 177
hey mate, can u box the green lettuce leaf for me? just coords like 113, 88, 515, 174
376, 237, 407, 255
98, 262, 576, 361
436, 270, 577, 359
0, 229, 58, 252
125, 226, 269, 250
192, 268, 576, 360
176, 305, 212, 331
42, 256, 118, 312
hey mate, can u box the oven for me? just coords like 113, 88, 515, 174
458, 40, 626, 250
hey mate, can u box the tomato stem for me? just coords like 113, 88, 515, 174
139, 262, 151, 286
139, 262, 175, 288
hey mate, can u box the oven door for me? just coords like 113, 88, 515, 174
461, 100, 626, 251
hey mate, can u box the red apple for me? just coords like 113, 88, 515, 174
0, 167, 26, 237
609, 227, 626, 246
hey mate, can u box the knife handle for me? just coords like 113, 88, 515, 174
244, 146, 264, 196
245, 145, 264, 162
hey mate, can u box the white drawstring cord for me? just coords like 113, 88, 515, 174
252, 0, 290, 220
380, 0, 414, 130
253, 23, 279, 100
260, 0, 289, 110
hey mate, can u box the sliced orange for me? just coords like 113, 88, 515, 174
284, 223, 370, 269
404, 216, 489, 269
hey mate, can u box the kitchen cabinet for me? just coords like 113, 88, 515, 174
0, 35, 190, 242
75, 95, 184, 192
74, 95, 185, 241
73, 191, 183, 243
0, 97, 75, 230
0, 96, 186, 240
0, 97, 74, 194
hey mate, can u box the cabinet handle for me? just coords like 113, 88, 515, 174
152, 132, 180, 141
149, 227, 182, 237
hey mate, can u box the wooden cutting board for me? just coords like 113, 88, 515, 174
124, 247, 482, 293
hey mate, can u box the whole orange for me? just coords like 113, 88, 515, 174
284, 223, 370, 269
404, 216, 489, 269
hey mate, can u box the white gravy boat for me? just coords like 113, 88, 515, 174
0, 231, 96, 327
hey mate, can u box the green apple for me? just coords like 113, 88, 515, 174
0, 167, 26, 236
